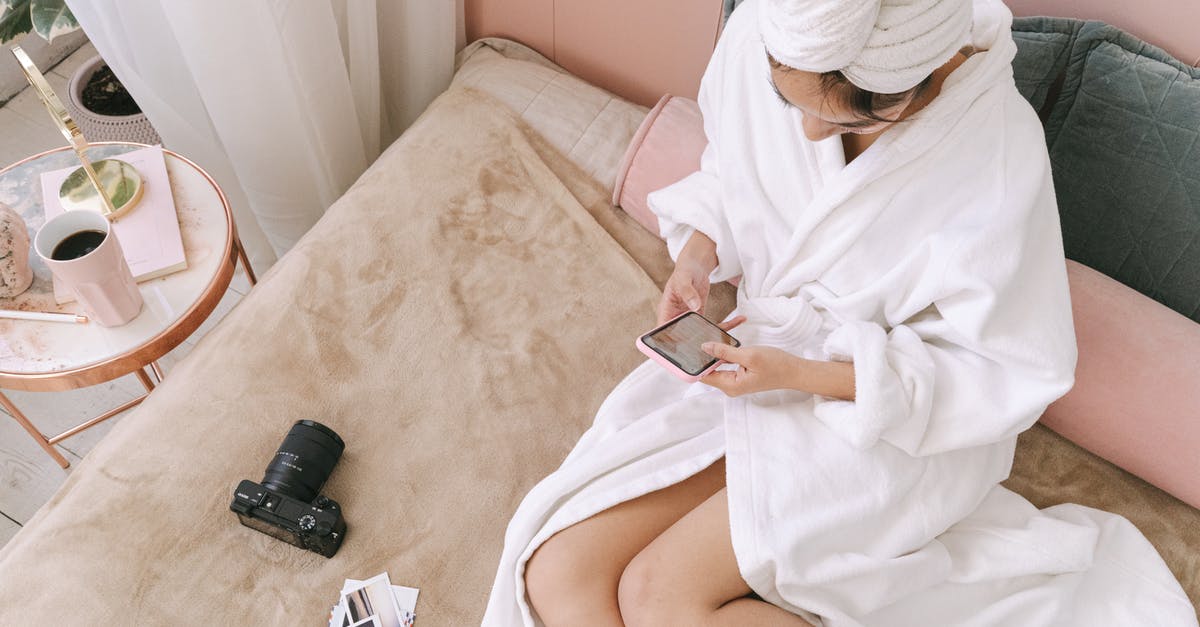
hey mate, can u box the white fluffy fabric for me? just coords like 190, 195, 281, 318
760, 0, 973, 93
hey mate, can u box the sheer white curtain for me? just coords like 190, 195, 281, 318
65, 0, 460, 272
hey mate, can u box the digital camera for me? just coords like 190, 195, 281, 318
230, 420, 347, 557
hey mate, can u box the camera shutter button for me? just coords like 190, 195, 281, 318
314, 496, 331, 508
299, 514, 317, 531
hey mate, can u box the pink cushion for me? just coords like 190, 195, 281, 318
612, 94, 706, 237
1042, 260, 1200, 509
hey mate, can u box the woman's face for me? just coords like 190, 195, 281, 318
768, 61, 911, 142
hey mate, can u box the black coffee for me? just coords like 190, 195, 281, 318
51, 230, 107, 261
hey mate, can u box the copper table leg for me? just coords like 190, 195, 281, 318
46, 395, 145, 446
0, 390, 70, 469
135, 368, 156, 392
235, 236, 258, 286
151, 361, 166, 383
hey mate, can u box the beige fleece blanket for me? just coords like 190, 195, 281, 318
0, 86, 678, 625
0, 85, 1193, 624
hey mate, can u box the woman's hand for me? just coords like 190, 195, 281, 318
698, 344, 801, 396
700, 343, 857, 400
657, 260, 712, 324
657, 232, 720, 324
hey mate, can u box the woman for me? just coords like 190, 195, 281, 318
485, 0, 1195, 625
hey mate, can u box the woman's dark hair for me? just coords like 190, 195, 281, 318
767, 53, 936, 123
818, 70, 935, 122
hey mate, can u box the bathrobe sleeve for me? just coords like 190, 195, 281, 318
645, 20, 744, 283
650, 148, 743, 283
812, 152, 1077, 458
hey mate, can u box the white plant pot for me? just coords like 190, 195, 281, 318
67, 55, 161, 145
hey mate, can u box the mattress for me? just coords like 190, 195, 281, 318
0, 40, 1193, 625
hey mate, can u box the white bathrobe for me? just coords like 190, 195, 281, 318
484, 1, 1197, 625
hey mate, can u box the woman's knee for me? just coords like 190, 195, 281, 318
524, 537, 576, 614
618, 550, 685, 627
525, 534, 620, 625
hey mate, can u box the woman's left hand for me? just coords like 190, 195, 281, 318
699, 343, 800, 397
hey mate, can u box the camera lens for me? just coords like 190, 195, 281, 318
261, 420, 345, 502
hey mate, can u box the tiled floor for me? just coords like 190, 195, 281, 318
0, 43, 252, 547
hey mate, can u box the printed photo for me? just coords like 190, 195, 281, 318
342, 574, 404, 627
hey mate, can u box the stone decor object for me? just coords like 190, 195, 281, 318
0, 201, 34, 298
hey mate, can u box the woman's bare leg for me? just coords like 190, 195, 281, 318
618, 488, 815, 627
524, 457, 726, 626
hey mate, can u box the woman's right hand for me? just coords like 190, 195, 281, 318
657, 259, 712, 324
657, 231, 720, 324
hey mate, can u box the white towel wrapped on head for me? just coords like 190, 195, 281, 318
760, 0, 973, 94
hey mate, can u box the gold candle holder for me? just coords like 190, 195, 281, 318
10, 45, 143, 220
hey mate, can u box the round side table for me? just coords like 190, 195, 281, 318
0, 142, 256, 468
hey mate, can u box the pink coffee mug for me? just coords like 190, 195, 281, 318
34, 209, 143, 327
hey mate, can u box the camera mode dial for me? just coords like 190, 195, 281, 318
299, 514, 317, 531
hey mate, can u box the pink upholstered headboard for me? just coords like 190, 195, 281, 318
463, 0, 1198, 109
463, 0, 723, 107
1007, 0, 1200, 66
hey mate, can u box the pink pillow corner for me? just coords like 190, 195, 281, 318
1041, 260, 1200, 509
612, 94, 670, 209
612, 94, 706, 238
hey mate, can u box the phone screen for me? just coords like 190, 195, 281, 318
642, 312, 740, 376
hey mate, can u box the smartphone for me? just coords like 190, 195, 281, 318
636, 311, 741, 382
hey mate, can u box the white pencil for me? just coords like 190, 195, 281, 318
0, 309, 88, 324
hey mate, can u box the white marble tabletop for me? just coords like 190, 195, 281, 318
0, 143, 232, 382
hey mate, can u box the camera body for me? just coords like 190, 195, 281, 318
230, 420, 347, 558
230, 479, 346, 557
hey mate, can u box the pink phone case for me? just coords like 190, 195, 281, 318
636, 312, 732, 383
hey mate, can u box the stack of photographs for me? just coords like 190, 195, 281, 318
328, 572, 419, 627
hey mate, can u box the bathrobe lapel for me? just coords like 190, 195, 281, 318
761, 33, 1018, 301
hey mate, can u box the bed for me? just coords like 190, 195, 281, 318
1, 2, 1197, 625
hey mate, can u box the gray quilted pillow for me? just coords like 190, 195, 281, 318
723, 0, 746, 21
1011, 17, 1083, 115
1043, 22, 1200, 322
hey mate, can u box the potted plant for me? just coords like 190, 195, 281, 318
0, 0, 160, 144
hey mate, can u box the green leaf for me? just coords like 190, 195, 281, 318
30, 0, 77, 43
0, 0, 32, 45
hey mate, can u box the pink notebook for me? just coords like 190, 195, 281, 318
41, 145, 187, 304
